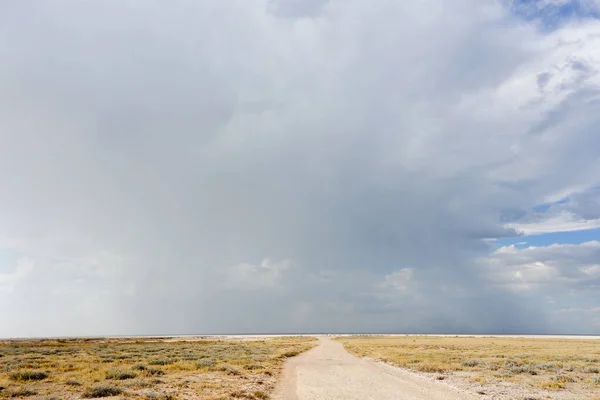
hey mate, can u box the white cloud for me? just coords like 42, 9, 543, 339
380, 268, 416, 293
0, 259, 34, 293
480, 241, 600, 293
477, 241, 600, 332
224, 258, 292, 289
506, 211, 600, 234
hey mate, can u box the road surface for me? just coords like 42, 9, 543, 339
272, 337, 476, 400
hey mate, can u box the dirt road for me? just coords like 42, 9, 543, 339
272, 337, 476, 400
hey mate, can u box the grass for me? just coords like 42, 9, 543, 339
105, 369, 137, 380
335, 335, 600, 395
3, 387, 38, 397
9, 370, 48, 382
0, 336, 315, 399
142, 391, 176, 400
145, 368, 165, 376
83, 384, 123, 398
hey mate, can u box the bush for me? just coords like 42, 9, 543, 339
145, 368, 165, 376
133, 364, 147, 371
535, 362, 557, 371
415, 364, 445, 373
125, 379, 151, 389
106, 370, 137, 380
461, 359, 481, 367
143, 391, 176, 400
83, 384, 123, 398
584, 366, 599, 374
149, 359, 172, 366
244, 363, 264, 370
7, 387, 37, 397
279, 350, 300, 358
195, 359, 216, 369
9, 370, 49, 381
218, 365, 242, 376
65, 378, 81, 386
552, 375, 575, 383
540, 381, 564, 390
509, 365, 538, 375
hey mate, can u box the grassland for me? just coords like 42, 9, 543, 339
0, 336, 315, 399
336, 335, 600, 397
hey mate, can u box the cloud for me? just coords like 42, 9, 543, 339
0, 259, 34, 293
504, 187, 600, 234
267, 0, 330, 18
506, 211, 600, 234
1, 0, 600, 336
224, 258, 292, 289
380, 269, 416, 294
480, 241, 600, 294
476, 241, 600, 332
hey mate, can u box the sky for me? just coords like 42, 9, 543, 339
1, 0, 599, 337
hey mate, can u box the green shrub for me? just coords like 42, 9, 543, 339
535, 362, 557, 371
552, 375, 575, 383
106, 370, 137, 380
416, 364, 445, 373
143, 391, 176, 400
83, 384, 123, 398
461, 359, 481, 367
244, 363, 264, 370
145, 368, 165, 376
7, 387, 37, 397
195, 359, 216, 369
509, 364, 538, 375
9, 370, 49, 381
279, 350, 300, 358
149, 359, 172, 366
125, 379, 154, 389
218, 364, 241, 376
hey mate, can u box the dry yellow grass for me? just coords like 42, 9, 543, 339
335, 336, 600, 394
0, 336, 315, 399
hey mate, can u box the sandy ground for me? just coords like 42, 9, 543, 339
272, 337, 477, 400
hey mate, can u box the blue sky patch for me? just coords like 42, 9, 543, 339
510, 0, 600, 30
532, 196, 570, 213
495, 227, 600, 250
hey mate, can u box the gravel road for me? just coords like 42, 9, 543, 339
272, 337, 477, 400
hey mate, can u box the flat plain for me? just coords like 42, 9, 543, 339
335, 335, 600, 399
0, 336, 315, 400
